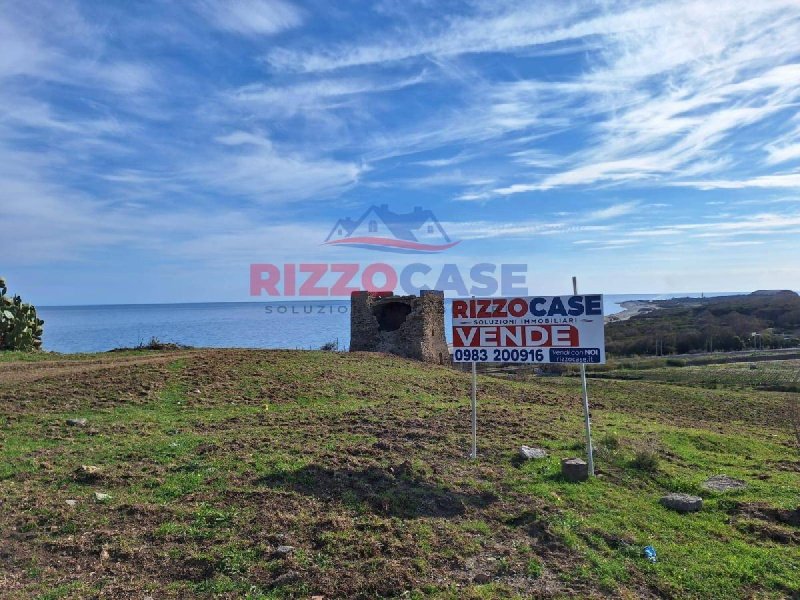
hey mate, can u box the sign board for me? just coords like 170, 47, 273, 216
451, 295, 606, 364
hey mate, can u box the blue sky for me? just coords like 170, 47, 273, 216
2, 0, 800, 304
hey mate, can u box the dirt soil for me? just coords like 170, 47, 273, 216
0, 351, 201, 385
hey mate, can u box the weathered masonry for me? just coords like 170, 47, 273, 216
350, 290, 449, 364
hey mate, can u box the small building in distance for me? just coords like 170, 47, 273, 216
350, 290, 449, 364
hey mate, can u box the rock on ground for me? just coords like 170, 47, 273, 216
561, 458, 588, 482
519, 446, 548, 460
94, 492, 112, 501
702, 475, 746, 492
75, 465, 102, 482
66, 418, 87, 426
660, 493, 703, 512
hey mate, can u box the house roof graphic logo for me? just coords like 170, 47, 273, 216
323, 205, 460, 253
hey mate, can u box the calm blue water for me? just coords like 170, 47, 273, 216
38, 294, 739, 353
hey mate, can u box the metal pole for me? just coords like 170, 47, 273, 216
572, 276, 595, 477
470, 360, 477, 459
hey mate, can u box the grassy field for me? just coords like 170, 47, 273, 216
0, 349, 798, 599
591, 357, 800, 392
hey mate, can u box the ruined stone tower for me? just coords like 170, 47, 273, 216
350, 290, 449, 364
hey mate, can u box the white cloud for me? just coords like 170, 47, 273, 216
265, 2, 577, 72
428, 0, 800, 198
0, 3, 158, 94
671, 173, 800, 190
586, 201, 640, 221
379, 170, 494, 189
226, 72, 427, 118
412, 152, 475, 168
707, 240, 765, 247
197, 0, 303, 35
443, 219, 613, 240
765, 144, 800, 166
189, 132, 362, 202
2, 0, 798, 295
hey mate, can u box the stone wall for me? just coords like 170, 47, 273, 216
350, 290, 450, 364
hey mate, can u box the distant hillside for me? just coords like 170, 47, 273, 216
606, 291, 800, 355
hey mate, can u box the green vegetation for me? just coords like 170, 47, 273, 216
0, 349, 797, 598
0, 276, 44, 351
593, 357, 800, 392
607, 292, 800, 355
0, 348, 168, 363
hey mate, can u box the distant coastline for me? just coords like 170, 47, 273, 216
605, 300, 659, 323
35, 294, 747, 353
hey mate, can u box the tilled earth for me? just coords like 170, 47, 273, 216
0, 349, 797, 599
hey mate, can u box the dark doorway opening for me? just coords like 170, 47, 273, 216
373, 302, 412, 332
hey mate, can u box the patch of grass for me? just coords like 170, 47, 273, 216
630, 448, 660, 472
460, 519, 491, 535
35, 582, 85, 599
525, 557, 542, 578
598, 432, 620, 451
2, 349, 798, 598
152, 471, 206, 502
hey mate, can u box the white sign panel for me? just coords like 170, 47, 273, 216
451, 295, 606, 364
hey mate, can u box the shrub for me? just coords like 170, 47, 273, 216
142, 337, 164, 350
133, 337, 186, 351
631, 448, 660, 472
599, 432, 620, 451
0, 277, 44, 351
319, 340, 339, 351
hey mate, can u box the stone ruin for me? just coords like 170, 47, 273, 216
350, 290, 450, 364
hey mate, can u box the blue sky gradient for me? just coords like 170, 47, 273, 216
2, 0, 800, 304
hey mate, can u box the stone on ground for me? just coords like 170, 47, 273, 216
75, 465, 102, 482
94, 491, 112, 501
276, 545, 295, 555
702, 475, 746, 492
519, 446, 547, 460
660, 493, 703, 512
561, 458, 588, 482
66, 418, 87, 426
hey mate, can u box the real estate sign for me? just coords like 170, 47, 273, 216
451, 295, 606, 364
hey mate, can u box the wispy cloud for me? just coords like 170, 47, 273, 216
225, 71, 427, 119
443, 220, 614, 241
765, 144, 800, 166
427, 1, 800, 198
189, 132, 362, 202
586, 201, 640, 221
2, 0, 799, 300
546, 203, 800, 252
265, 2, 578, 72
197, 0, 303, 36
672, 173, 800, 190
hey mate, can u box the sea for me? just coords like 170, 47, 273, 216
37, 294, 741, 354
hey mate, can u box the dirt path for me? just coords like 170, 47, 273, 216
0, 351, 202, 385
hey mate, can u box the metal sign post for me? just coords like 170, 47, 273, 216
470, 360, 477, 459
572, 276, 595, 477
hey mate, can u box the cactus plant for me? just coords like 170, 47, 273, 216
0, 277, 44, 351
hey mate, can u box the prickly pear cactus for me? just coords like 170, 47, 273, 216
0, 277, 44, 351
